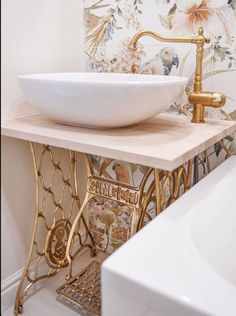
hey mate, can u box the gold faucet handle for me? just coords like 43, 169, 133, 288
189, 92, 226, 108
210, 93, 226, 107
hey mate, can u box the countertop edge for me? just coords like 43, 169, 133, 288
2, 115, 236, 170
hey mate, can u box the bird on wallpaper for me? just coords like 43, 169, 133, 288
140, 47, 179, 75
112, 162, 132, 185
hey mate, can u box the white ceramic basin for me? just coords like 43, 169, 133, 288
102, 156, 236, 316
18, 72, 187, 128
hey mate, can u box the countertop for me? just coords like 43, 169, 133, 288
2, 113, 236, 170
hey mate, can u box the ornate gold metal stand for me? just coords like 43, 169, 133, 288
15, 144, 194, 316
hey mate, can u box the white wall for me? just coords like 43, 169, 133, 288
2, 0, 85, 122
1, 0, 84, 302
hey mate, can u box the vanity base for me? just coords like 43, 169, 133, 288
14, 140, 229, 315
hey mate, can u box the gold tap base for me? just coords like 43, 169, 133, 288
192, 104, 205, 123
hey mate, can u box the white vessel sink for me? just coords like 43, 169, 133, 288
102, 156, 236, 316
18, 72, 187, 128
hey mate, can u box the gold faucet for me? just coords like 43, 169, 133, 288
129, 27, 226, 123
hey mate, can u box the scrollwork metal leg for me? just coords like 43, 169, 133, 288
14, 143, 40, 315
14, 143, 95, 315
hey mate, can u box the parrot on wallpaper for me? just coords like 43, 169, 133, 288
113, 162, 131, 184
140, 47, 179, 75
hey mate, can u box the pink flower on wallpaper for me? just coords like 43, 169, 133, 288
172, 0, 235, 44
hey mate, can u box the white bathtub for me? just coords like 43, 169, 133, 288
102, 156, 236, 316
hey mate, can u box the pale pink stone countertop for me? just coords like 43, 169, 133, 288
2, 113, 236, 170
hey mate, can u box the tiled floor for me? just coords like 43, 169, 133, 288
3, 273, 79, 316
3, 249, 106, 316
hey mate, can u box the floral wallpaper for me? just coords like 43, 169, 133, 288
83, 0, 236, 122
83, 0, 236, 252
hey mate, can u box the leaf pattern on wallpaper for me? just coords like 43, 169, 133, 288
84, 0, 143, 59
228, 0, 236, 16
159, 3, 176, 30
221, 109, 236, 155
208, 36, 236, 69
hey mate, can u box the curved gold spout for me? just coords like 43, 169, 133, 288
129, 27, 210, 49
129, 27, 226, 123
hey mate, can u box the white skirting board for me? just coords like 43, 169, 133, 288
1, 268, 22, 313
1, 241, 101, 314
1, 248, 106, 316
1, 260, 48, 313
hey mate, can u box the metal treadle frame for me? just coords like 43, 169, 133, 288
56, 261, 101, 316
16, 142, 222, 315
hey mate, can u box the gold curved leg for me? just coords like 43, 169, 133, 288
14, 143, 95, 315
14, 143, 40, 315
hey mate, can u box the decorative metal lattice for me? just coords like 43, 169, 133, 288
16, 140, 231, 315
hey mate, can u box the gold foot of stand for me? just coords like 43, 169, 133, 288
57, 261, 101, 316
14, 142, 195, 315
